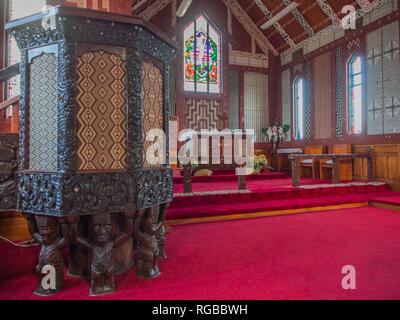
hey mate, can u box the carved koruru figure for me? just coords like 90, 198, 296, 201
156, 203, 170, 259
24, 214, 68, 296
136, 207, 165, 279
70, 213, 133, 296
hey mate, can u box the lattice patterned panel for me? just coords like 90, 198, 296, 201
382, 22, 400, 134
304, 60, 312, 140
29, 53, 58, 172
313, 52, 332, 140
229, 70, 240, 130
366, 27, 384, 135
76, 50, 127, 170
142, 60, 164, 168
281, 69, 291, 142
185, 99, 220, 130
244, 72, 268, 143
335, 47, 343, 138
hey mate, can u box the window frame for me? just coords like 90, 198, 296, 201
293, 75, 305, 141
183, 12, 222, 94
347, 54, 363, 135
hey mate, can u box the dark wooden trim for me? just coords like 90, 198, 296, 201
239, 71, 244, 130
5, 5, 178, 49
0, 0, 5, 102
0, 62, 20, 83
0, 95, 19, 110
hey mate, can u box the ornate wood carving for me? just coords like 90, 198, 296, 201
7, 7, 176, 296
24, 214, 69, 296
222, 0, 278, 56
69, 212, 133, 296
156, 202, 170, 259
137, 168, 173, 209
136, 207, 162, 279
0, 134, 18, 210
254, 0, 295, 48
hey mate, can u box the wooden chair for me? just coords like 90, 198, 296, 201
300, 145, 325, 179
319, 144, 353, 181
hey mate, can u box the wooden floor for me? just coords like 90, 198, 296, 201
0, 212, 30, 242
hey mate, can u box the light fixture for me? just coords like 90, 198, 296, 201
176, 0, 193, 17
260, 0, 301, 30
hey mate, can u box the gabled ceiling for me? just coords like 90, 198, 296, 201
131, 0, 385, 55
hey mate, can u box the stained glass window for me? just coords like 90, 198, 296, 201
294, 77, 304, 140
184, 14, 221, 93
6, 0, 46, 99
348, 55, 362, 134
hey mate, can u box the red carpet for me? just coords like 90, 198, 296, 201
169, 174, 398, 220
1, 206, 400, 300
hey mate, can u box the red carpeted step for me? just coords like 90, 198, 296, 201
167, 191, 397, 220
173, 172, 287, 184
171, 183, 390, 209
369, 195, 400, 206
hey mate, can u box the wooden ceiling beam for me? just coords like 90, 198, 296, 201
277, 0, 388, 52
262, 2, 318, 39
281, 0, 314, 37
254, 0, 296, 48
139, 0, 172, 21
244, 1, 256, 12
316, 0, 341, 26
222, 0, 278, 56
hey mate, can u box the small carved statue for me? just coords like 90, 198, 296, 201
70, 213, 133, 296
155, 203, 170, 259
24, 214, 68, 296
136, 206, 165, 279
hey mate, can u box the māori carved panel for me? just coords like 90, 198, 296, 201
0, 134, 18, 210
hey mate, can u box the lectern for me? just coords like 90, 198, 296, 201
6, 5, 176, 296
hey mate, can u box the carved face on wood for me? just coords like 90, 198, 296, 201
89, 214, 113, 246
36, 216, 60, 246
141, 210, 154, 234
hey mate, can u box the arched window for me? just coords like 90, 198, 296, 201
347, 55, 363, 134
293, 77, 304, 140
183, 14, 221, 93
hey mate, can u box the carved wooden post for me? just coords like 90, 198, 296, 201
24, 214, 68, 296
367, 148, 375, 182
292, 158, 301, 187
157, 202, 170, 259
183, 163, 192, 193
332, 158, 341, 184
238, 174, 246, 190
136, 207, 162, 279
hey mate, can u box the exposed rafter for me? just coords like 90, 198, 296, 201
316, 0, 341, 27
356, 0, 383, 12
222, 0, 278, 56
281, 0, 390, 55
138, 0, 172, 21
254, 0, 296, 48
281, 0, 314, 37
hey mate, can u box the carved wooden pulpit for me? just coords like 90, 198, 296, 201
6, 5, 176, 296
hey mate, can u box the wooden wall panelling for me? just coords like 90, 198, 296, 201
352, 144, 400, 183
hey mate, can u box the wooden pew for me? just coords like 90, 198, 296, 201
320, 144, 353, 181
300, 145, 325, 179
